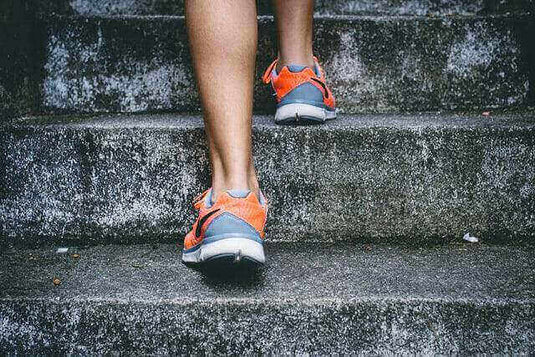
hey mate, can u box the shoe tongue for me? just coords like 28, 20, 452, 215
227, 189, 251, 198
205, 189, 215, 207
313, 63, 321, 77
286, 64, 307, 73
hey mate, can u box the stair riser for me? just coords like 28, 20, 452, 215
1, 300, 533, 354
2, 118, 534, 245
0, 9, 46, 119
41, 16, 534, 115
45, 0, 535, 16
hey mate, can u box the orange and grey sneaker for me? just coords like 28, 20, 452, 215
262, 57, 336, 125
182, 188, 268, 268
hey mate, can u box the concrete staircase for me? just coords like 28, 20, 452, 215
2, 243, 534, 354
1, 0, 534, 354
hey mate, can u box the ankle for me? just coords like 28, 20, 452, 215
211, 177, 258, 200
277, 55, 315, 72
210, 173, 260, 202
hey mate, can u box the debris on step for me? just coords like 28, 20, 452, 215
463, 232, 479, 243
56, 247, 68, 254
71, 253, 80, 259
482, 111, 491, 117
52, 277, 61, 286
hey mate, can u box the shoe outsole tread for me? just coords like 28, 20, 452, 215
276, 113, 336, 125
182, 253, 264, 270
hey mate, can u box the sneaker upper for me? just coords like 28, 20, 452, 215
183, 189, 268, 251
262, 57, 336, 110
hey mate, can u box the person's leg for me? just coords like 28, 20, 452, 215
272, 0, 315, 71
186, 0, 259, 198
263, 0, 336, 124
182, 0, 267, 267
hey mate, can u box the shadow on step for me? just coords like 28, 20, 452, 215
195, 261, 266, 289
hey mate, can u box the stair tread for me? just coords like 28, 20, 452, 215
10, 112, 535, 130
47, 13, 534, 19
2, 242, 534, 303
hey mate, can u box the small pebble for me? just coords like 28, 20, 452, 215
52, 277, 61, 286
71, 253, 80, 259
463, 232, 479, 243
482, 111, 491, 117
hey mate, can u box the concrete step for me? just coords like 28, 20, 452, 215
38, 15, 534, 115
39, 0, 534, 16
1, 113, 534, 246
1, 242, 534, 354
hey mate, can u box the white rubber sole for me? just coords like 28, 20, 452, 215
275, 103, 336, 124
182, 237, 265, 265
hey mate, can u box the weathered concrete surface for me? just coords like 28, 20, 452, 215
1, 243, 534, 354
0, 1, 47, 120
314, 0, 534, 15
41, 15, 534, 114
65, 0, 534, 16
1, 113, 534, 246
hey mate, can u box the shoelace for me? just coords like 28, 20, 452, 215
262, 58, 279, 84
192, 189, 211, 210
262, 56, 324, 84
